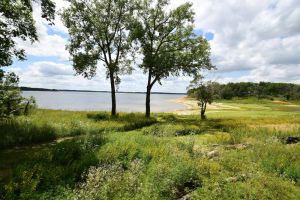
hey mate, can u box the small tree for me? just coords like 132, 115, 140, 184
189, 78, 219, 120
0, 71, 36, 118
61, 0, 135, 116
131, 0, 214, 117
0, 0, 54, 118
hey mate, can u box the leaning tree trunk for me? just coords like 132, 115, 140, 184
109, 71, 117, 116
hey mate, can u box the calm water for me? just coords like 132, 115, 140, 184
22, 91, 187, 112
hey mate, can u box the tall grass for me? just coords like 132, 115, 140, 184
1, 103, 300, 199
0, 119, 56, 149
0, 110, 157, 149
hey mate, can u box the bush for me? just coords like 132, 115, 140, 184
3, 137, 104, 199
0, 71, 36, 118
75, 159, 145, 200
143, 123, 202, 137
142, 158, 202, 199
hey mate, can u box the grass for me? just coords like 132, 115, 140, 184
0, 110, 156, 149
0, 99, 300, 199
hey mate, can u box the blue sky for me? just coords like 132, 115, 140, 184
7, 0, 300, 92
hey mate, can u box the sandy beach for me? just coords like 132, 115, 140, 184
171, 96, 241, 115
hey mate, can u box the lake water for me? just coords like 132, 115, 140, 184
22, 91, 187, 112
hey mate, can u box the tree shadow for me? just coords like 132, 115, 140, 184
87, 112, 158, 131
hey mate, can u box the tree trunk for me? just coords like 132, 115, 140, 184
200, 102, 207, 120
24, 100, 30, 115
109, 72, 116, 116
145, 70, 152, 118
201, 109, 206, 120
146, 85, 151, 118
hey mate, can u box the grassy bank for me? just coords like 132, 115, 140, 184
1, 99, 300, 199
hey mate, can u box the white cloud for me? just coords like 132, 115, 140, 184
15, 0, 69, 60
10, 0, 300, 92
11, 61, 110, 90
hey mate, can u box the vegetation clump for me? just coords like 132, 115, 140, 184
0, 71, 36, 119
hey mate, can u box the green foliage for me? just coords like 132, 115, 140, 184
132, 0, 213, 80
0, 71, 36, 118
61, 0, 135, 79
188, 81, 300, 101
0, 0, 55, 67
189, 79, 220, 119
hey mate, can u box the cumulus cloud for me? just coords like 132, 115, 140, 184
27, 61, 74, 76
15, 0, 69, 60
9, 0, 300, 92
178, 0, 300, 83
10, 61, 110, 90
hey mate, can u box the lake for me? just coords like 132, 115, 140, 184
22, 91, 187, 112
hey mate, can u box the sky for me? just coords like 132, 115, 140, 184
7, 0, 300, 93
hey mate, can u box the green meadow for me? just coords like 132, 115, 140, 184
1, 99, 300, 199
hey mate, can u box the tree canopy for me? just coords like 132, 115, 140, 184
0, 0, 55, 67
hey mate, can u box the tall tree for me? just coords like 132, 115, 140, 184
0, 0, 55, 67
132, 0, 214, 117
61, 0, 135, 116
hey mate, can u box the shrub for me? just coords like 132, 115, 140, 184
75, 159, 145, 200
143, 123, 202, 137
142, 158, 202, 199
3, 136, 104, 199
0, 71, 36, 118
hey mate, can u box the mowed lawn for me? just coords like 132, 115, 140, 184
0, 99, 300, 199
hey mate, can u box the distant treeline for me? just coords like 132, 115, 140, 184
21, 87, 58, 91
188, 82, 300, 100
20, 87, 186, 95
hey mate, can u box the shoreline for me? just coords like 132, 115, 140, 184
171, 96, 199, 115
171, 96, 244, 115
